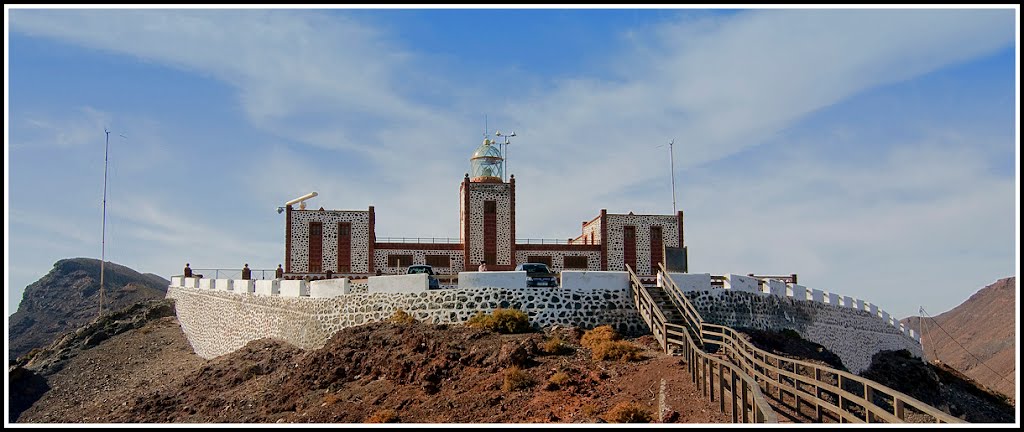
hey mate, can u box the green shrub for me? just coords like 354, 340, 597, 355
591, 340, 645, 362
581, 325, 622, 350
604, 402, 652, 423
502, 366, 536, 392
465, 308, 531, 334
389, 309, 416, 324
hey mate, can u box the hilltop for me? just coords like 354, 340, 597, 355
8, 258, 169, 359
902, 277, 1016, 399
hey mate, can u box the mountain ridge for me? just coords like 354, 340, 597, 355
8, 257, 169, 359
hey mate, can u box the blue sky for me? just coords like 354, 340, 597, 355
5, 6, 1019, 322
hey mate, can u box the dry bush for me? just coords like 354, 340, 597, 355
389, 309, 416, 324
604, 401, 653, 423
365, 408, 399, 423
491, 308, 531, 333
502, 366, 536, 392
581, 325, 621, 350
591, 340, 645, 362
546, 371, 571, 390
323, 392, 340, 406
466, 308, 531, 334
541, 336, 571, 355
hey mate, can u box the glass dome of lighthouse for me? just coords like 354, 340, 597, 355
470, 138, 504, 183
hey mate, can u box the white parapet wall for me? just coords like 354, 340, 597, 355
788, 284, 807, 301
827, 292, 841, 306
171, 276, 183, 287
561, 271, 628, 292
856, 299, 866, 311
369, 273, 428, 294
662, 273, 712, 292
199, 278, 215, 290
457, 271, 526, 290
234, 279, 255, 294
843, 295, 856, 309
280, 280, 310, 297
811, 289, 825, 303
310, 278, 350, 298
184, 277, 199, 288
216, 279, 233, 291
254, 280, 280, 296
766, 279, 787, 297
725, 274, 759, 293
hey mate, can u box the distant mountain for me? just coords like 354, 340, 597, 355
8, 258, 169, 359
902, 277, 1016, 399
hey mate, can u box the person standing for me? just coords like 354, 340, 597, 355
275, 264, 284, 279
242, 263, 252, 280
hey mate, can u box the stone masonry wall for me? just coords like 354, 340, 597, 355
290, 210, 370, 273
167, 284, 643, 359
604, 214, 680, 275
683, 289, 922, 374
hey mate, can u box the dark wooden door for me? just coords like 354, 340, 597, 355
623, 226, 637, 272
308, 222, 323, 273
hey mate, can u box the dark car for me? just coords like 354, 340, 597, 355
515, 263, 558, 287
407, 264, 440, 289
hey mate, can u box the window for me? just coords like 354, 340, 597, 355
527, 255, 552, 267
564, 256, 588, 269
338, 223, 351, 237
484, 200, 496, 214
484, 251, 496, 266
425, 254, 451, 268
388, 254, 413, 267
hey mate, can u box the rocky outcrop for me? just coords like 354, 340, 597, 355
9, 258, 169, 359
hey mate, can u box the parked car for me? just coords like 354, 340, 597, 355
407, 264, 440, 289
515, 263, 558, 287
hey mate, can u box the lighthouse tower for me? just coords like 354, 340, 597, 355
459, 138, 516, 270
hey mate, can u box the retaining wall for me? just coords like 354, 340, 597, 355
167, 277, 643, 359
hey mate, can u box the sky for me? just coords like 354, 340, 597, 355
4, 6, 1019, 323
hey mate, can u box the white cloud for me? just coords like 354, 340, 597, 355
15, 106, 111, 149
7, 8, 1016, 319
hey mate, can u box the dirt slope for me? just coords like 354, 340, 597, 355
902, 277, 1016, 399
16, 316, 730, 424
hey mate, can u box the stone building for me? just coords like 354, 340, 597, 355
284, 137, 685, 277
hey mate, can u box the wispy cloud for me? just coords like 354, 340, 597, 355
7, 8, 1016, 319
15, 106, 111, 149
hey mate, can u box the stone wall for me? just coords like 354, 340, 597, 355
604, 213, 681, 275
463, 182, 513, 266
682, 289, 922, 374
167, 282, 643, 359
289, 209, 371, 273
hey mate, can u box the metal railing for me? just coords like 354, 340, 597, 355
375, 237, 461, 244
187, 268, 277, 280
626, 265, 777, 423
515, 238, 573, 245
655, 263, 964, 424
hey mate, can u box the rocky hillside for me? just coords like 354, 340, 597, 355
902, 277, 1016, 399
8, 258, 169, 359
16, 312, 730, 424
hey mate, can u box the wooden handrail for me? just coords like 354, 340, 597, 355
653, 266, 965, 424
701, 323, 963, 423
626, 265, 777, 423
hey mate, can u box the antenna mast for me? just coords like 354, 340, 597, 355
669, 139, 677, 215
99, 128, 110, 316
